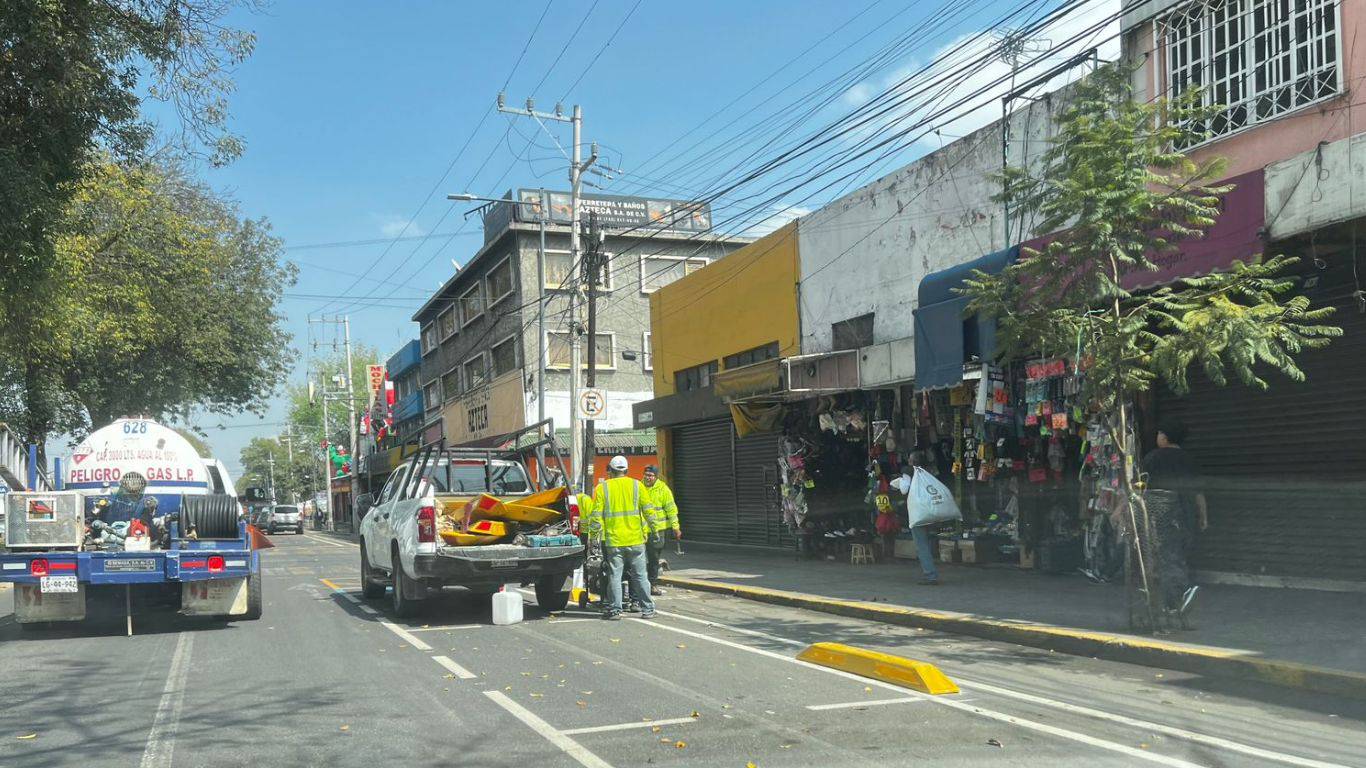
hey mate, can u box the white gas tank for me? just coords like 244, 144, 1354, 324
65, 419, 210, 499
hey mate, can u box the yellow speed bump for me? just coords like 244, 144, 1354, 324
797, 642, 959, 695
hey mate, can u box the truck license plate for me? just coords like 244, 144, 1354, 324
489, 560, 519, 569
105, 558, 157, 572
40, 575, 78, 593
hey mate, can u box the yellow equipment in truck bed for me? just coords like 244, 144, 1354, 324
434, 487, 568, 547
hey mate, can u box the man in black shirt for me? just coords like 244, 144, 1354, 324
1141, 419, 1208, 618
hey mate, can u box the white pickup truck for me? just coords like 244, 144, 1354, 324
357, 443, 585, 616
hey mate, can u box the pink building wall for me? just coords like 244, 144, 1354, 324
1129, 0, 1366, 176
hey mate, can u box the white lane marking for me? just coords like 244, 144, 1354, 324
432, 655, 478, 679
806, 698, 924, 711
327, 583, 432, 651
301, 533, 350, 548
561, 716, 699, 735
658, 609, 1352, 768
636, 618, 1204, 768
139, 632, 194, 768
484, 690, 613, 768
953, 677, 1357, 768
411, 623, 484, 632
544, 618, 596, 624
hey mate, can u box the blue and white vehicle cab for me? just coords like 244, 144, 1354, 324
0, 418, 263, 630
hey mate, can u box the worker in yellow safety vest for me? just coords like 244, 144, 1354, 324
587, 455, 656, 620
641, 464, 681, 594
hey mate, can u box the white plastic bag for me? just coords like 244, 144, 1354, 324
908, 467, 961, 528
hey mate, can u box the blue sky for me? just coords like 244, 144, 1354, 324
192, 0, 1116, 474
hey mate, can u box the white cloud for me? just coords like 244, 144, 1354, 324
744, 204, 813, 237
842, 82, 874, 107
839, 0, 1121, 148
376, 215, 425, 239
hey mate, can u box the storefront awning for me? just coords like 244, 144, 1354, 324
714, 358, 783, 400
913, 246, 1018, 391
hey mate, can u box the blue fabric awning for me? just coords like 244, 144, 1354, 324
913, 246, 1018, 390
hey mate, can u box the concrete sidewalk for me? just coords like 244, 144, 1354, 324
658, 543, 1366, 697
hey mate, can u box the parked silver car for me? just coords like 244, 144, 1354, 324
267, 504, 304, 534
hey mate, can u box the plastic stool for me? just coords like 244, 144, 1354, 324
850, 543, 875, 565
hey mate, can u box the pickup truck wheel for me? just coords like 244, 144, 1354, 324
243, 571, 263, 620
534, 574, 572, 613
359, 542, 386, 599
390, 546, 422, 618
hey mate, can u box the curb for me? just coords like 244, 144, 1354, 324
659, 574, 1366, 700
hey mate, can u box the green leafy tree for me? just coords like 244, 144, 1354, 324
279, 345, 382, 483
0, 0, 256, 315
1, 158, 297, 448
964, 65, 1339, 626
238, 435, 314, 504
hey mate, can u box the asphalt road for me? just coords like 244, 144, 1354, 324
1, 533, 1363, 768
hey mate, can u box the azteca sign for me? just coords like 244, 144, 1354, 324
66, 419, 206, 487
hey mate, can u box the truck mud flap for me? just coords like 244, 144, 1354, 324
14, 583, 87, 623
181, 577, 249, 616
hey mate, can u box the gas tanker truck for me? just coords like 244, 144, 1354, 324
1, 418, 264, 632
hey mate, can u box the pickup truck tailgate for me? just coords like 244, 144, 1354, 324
412, 542, 584, 581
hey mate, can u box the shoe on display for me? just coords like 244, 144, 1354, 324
650, 587, 664, 596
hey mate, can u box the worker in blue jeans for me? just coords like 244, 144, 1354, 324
892, 456, 940, 586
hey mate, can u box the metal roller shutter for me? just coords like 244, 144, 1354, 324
671, 418, 736, 544
1156, 265, 1366, 581
734, 431, 788, 548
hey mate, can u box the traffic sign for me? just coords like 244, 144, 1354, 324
577, 388, 607, 419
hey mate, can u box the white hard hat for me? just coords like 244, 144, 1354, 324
609, 455, 629, 471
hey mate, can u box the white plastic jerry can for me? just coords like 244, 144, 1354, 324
491, 588, 523, 625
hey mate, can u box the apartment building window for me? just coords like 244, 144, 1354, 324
463, 352, 488, 391
641, 331, 652, 372
639, 255, 707, 293
723, 341, 780, 369
1161, 0, 1340, 146
831, 313, 874, 351
486, 256, 515, 307
459, 283, 484, 327
674, 361, 718, 392
440, 367, 460, 402
439, 307, 457, 340
544, 249, 613, 291
424, 381, 440, 411
421, 323, 438, 355
547, 331, 614, 369
490, 335, 518, 378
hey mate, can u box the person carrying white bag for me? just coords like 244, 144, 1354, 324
893, 455, 962, 585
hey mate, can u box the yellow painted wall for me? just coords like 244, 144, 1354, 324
649, 221, 800, 396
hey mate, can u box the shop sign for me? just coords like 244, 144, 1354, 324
515, 189, 712, 232
367, 365, 386, 403
445, 372, 525, 444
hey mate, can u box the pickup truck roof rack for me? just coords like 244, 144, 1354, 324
406, 419, 571, 498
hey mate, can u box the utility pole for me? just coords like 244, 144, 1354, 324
537, 188, 549, 427
497, 94, 597, 490
343, 316, 358, 466
582, 212, 603, 489
266, 452, 276, 504
280, 428, 296, 503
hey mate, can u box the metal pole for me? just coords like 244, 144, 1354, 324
320, 375, 330, 523
568, 104, 583, 492
266, 453, 276, 504
583, 212, 600, 488
343, 316, 358, 474
537, 188, 549, 427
